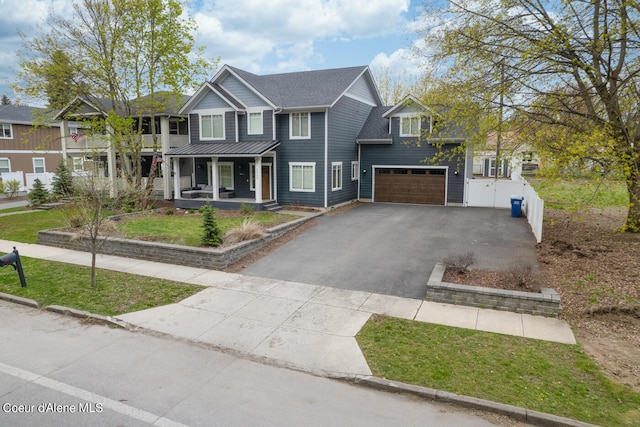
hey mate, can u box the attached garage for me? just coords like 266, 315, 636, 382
373, 167, 446, 205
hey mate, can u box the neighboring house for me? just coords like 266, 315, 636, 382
474, 130, 540, 178
0, 104, 62, 191
167, 65, 471, 210
56, 94, 190, 197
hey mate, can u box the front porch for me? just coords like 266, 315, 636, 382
175, 197, 281, 211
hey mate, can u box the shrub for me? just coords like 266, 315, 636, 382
51, 160, 74, 198
224, 219, 267, 244
443, 251, 476, 273
502, 263, 543, 292
28, 178, 50, 206
5, 180, 21, 198
240, 203, 255, 216
200, 203, 222, 246
165, 208, 175, 215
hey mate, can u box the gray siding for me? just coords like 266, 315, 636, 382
220, 74, 268, 108
188, 111, 236, 143
238, 109, 274, 141
327, 96, 373, 206
359, 117, 465, 204
193, 90, 232, 110
275, 112, 326, 207
346, 75, 377, 105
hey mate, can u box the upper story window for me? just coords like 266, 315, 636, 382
400, 115, 420, 137
200, 113, 224, 140
0, 124, 12, 139
72, 157, 84, 172
169, 119, 188, 135
290, 112, 310, 139
248, 111, 263, 135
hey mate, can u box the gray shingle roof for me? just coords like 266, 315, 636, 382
356, 106, 392, 142
0, 105, 48, 124
226, 65, 368, 109
166, 140, 280, 157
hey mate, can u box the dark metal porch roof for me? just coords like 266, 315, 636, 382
165, 140, 280, 157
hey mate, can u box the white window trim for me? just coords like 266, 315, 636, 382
289, 162, 315, 192
399, 114, 421, 137
0, 157, 11, 173
351, 161, 359, 181
217, 162, 234, 190
72, 157, 84, 172
332, 161, 342, 191
0, 123, 13, 139
289, 112, 311, 140
248, 110, 263, 135
198, 110, 226, 141
33, 157, 46, 174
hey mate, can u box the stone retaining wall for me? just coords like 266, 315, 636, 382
38, 215, 318, 271
425, 263, 561, 316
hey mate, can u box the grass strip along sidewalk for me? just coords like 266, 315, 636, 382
357, 315, 640, 427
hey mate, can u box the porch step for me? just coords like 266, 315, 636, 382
262, 201, 282, 212
35, 202, 64, 210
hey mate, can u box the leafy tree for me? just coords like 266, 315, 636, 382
200, 203, 222, 247
51, 160, 74, 198
416, 0, 640, 231
28, 178, 50, 206
1, 94, 10, 105
16, 0, 214, 207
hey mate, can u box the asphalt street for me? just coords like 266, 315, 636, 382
0, 301, 500, 427
243, 203, 538, 299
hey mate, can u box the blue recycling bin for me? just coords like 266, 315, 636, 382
510, 196, 524, 218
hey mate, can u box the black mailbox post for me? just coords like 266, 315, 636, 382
0, 247, 27, 287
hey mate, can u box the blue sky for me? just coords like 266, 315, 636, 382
0, 0, 430, 105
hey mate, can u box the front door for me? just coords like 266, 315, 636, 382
261, 165, 271, 200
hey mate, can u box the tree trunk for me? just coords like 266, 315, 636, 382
626, 170, 640, 232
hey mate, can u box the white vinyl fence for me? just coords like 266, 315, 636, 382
26, 173, 56, 191
0, 172, 26, 191
465, 177, 544, 243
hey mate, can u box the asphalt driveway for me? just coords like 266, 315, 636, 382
243, 203, 538, 299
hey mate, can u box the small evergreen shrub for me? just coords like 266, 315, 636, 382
28, 178, 50, 206
200, 203, 222, 246
51, 160, 74, 198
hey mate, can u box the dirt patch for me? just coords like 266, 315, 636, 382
447, 207, 640, 392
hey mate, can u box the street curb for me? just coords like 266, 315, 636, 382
353, 376, 600, 427
44, 305, 129, 329
0, 292, 39, 309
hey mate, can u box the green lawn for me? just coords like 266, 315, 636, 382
0, 256, 204, 316
530, 178, 628, 209
116, 211, 300, 246
0, 209, 68, 243
0, 206, 28, 214
357, 316, 640, 426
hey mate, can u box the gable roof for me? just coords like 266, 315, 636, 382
382, 95, 430, 118
181, 64, 382, 113
57, 93, 190, 119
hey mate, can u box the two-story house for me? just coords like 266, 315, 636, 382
56, 94, 190, 198
0, 105, 62, 191
167, 65, 471, 210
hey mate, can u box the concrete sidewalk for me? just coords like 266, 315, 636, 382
0, 239, 576, 377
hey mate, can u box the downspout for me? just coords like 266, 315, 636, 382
357, 143, 361, 201
324, 108, 329, 208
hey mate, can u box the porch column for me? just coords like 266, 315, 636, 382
172, 157, 181, 199
60, 120, 69, 160
211, 157, 219, 201
254, 156, 263, 203
160, 116, 171, 200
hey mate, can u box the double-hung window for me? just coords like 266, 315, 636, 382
351, 161, 359, 181
33, 158, 45, 173
290, 162, 315, 192
0, 158, 10, 173
290, 112, 310, 139
400, 115, 420, 137
0, 124, 12, 139
248, 111, 263, 135
72, 157, 84, 172
332, 162, 342, 191
200, 113, 224, 140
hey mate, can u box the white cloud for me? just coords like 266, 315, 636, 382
193, 0, 411, 73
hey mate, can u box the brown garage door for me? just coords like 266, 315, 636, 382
374, 168, 446, 205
